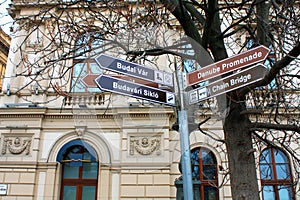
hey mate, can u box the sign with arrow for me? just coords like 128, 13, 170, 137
95, 54, 174, 87
188, 64, 268, 104
95, 74, 176, 106
81, 74, 158, 88
187, 45, 270, 86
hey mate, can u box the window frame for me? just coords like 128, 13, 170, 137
259, 148, 295, 200
71, 32, 103, 93
60, 163, 98, 200
58, 140, 99, 200
191, 147, 219, 200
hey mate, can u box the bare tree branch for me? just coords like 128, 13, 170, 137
238, 42, 300, 96
250, 122, 300, 133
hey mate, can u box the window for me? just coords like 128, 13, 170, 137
57, 140, 98, 200
71, 32, 103, 93
191, 147, 219, 200
260, 148, 295, 200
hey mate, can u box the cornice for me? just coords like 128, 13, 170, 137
0, 106, 296, 120
0, 106, 175, 119
0, 107, 47, 118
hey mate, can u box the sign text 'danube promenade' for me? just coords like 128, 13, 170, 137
187, 45, 270, 86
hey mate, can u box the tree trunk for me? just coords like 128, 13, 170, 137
223, 101, 260, 200
160, 1, 262, 199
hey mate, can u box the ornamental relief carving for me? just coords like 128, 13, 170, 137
130, 136, 161, 156
1, 137, 31, 155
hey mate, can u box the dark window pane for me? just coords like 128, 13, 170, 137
90, 63, 102, 74
202, 166, 217, 180
246, 38, 255, 49
262, 185, 275, 200
73, 63, 87, 77
82, 186, 96, 199
82, 163, 98, 179
192, 165, 200, 179
191, 149, 200, 179
70, 161, 82, 167
87, 87, 101, 92
274, 150, 288, 163
202, 150, 215, 165
63, 163, 79, 179
83, 151, 91, 160
276, 164, 290, 180
71, 81, 86, 92
63, 186, 77, 200
260, 164, 273, 180
204, 186, 217, 200
183, 60, 195, 72
260, 149, 272, 164
278, 185, 293, 200
191, 149, 200, 162
72, 63, 87, 92
63, 145, 82, 160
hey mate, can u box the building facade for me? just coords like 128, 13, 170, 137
0, 1, 298, 200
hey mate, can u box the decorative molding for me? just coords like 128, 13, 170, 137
75, 125, 87, 138
1, 137, 31, 155
130, 136, 161, 156
0, 114, 44, 118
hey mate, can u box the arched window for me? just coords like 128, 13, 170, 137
57, 140, 98, 200
259, 148, 295, 200
191, 147, 219, 200
71, 32, 103, 93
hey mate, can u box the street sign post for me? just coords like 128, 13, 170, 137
93, 50, 268, 200
95, 74, 176, 106
95, 54, 174, 87
188, 64, 268, 104
187, 45, 270, 86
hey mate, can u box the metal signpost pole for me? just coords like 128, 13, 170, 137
177, 72, 194, 200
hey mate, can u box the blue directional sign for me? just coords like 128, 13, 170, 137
95, 75, 176, 106
95, 54, 174, 87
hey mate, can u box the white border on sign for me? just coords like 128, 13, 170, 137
0, 184, 8, 195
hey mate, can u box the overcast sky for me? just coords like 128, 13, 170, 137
0, 0, 13, 35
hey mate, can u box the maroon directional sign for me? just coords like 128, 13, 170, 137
187, 45, 270, 86
95, 75, 176, 106
81, 74, 159, 88
95, 54, 174, 87
188, 64, 268, 104
81, 74, 99, 88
